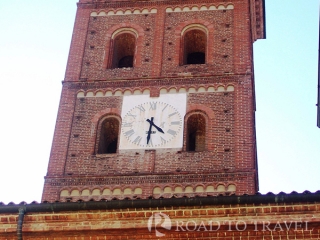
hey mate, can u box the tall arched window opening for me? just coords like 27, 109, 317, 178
111, 33, 136, 68
98, 117, 120, 154
186, 114, 206, 151
183, 29, 207, 65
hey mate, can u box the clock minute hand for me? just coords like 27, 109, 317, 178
146, 119, 164, 133
146, 117, 154, 144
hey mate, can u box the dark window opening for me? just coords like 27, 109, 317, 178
187, 114, 206, 152
112, 33, 136, 68
183, 29, 206, 65
98, 118, 119, 154
118, 56, 133, 68
187, 52, 205, 64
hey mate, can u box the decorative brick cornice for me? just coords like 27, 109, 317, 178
64, 74, 249, 90
45, 172, 254, 187
78, 1, 236, 10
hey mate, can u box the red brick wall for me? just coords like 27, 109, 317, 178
1, 201, 319, 239
42, 0, 258, 202
79, 3, 245, 80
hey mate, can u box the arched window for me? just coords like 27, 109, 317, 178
111, 31, 136, 68
98, 117, 120, 154
182, 27, 207, 65
186, 114, 206, 151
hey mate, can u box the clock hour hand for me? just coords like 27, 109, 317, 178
146, 119, 164, 133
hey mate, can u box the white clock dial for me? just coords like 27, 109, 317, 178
121, 101, 182, 148
119, 93, 187, 150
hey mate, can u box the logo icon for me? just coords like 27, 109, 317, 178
148, 213, 172, 237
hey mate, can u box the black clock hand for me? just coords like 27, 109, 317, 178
146, 117, 154, 144
146, 119, 164, 133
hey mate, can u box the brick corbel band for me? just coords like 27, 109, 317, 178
1, 192, 320, 213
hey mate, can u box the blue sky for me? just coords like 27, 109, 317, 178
0, 0, 319, 204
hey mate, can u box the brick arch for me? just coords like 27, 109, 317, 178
215, 182, 226, 188
184, 104, 215, 151
172, 20, 214, 66
205, 184, 215, 192
80, 188, 91, 196
59, 189, 70, 197
152, 186, 162, 195
125, 88, 136, 94
122, 186, 133, 191
173, 185, 184, 193
60, 187, 71, 192
76, 89, 85, 94
93, 89, 105, 94
69, 187, 81, 192
90, 110, 121, 154
226, 183, 237, 191
122, 188, 132, 195
195, 183, 205, 188
186, 104, 214, 119
91, 187, 103, 192
110, 185, 123, 190
91, 109, 121, 124
103, 23, 145, 69
69, 189, 81, 198
132, 87, 144, 94
132, 187, 143, 195
163, 186, 173, 193
112, 187, 123, 194
184, 185, 194, 193
194, 184, 206, 193
195, 85, 207, 92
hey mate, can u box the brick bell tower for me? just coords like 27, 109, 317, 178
42, 0, 265, 202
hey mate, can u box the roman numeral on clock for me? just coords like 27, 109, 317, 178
167, 129, 177, 136
171, 121, 180, 125
132, 136, 142, 145
168, 111, 178, 117
136, 105, 145, 112
127, 113, 136, 118
122, 122, 133, 127
124, 129, 134, 137
162, 104, 168, 112
149, 102, 157, 110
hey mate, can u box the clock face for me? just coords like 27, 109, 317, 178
119, 94, 186, 150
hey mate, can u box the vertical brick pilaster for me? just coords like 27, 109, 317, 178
151, 7, 165, 77
46, 85, 76, 177
65, 7, 91, 81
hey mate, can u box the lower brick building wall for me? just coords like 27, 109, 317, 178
1, 200, 319, 239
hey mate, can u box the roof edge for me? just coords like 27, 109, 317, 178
1, 192, 320, 214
